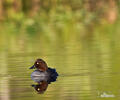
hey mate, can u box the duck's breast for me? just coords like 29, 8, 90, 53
31, 70, 48, 77
31, 70, 49, 82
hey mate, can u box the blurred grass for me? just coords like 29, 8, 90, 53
0, 0, 119, 53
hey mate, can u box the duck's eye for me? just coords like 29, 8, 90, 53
38, 88, 40, 91
37, 62, 39, 64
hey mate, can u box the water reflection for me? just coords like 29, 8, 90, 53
31, 81, 48, 94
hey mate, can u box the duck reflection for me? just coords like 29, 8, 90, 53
31, 81, 48, 94
30, 59, 58, 94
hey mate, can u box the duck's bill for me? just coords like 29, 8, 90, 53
29, 65, 35, 69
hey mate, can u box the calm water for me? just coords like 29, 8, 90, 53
0, 32, 120, 100
0, 0, 120, 99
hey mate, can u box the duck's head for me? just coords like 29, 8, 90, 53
29, 59, 48, 72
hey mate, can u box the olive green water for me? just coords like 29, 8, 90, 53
0, 1, 120, 100
0, 29, 120, 100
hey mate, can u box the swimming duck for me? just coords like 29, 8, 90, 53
30, 59, 58, 94
29, 59, 58, 82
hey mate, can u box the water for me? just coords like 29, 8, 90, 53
0, 0, 120, 99
0, 32, 120, 100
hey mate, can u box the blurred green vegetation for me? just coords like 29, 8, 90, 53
0, 0, 119, 52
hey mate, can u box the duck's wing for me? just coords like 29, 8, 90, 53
47, 67, 59, 76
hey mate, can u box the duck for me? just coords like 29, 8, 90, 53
29, 59, 58, 83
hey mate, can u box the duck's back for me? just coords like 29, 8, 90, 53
46, 68, 58, 83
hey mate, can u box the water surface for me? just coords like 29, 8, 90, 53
0, 32, 120, 100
